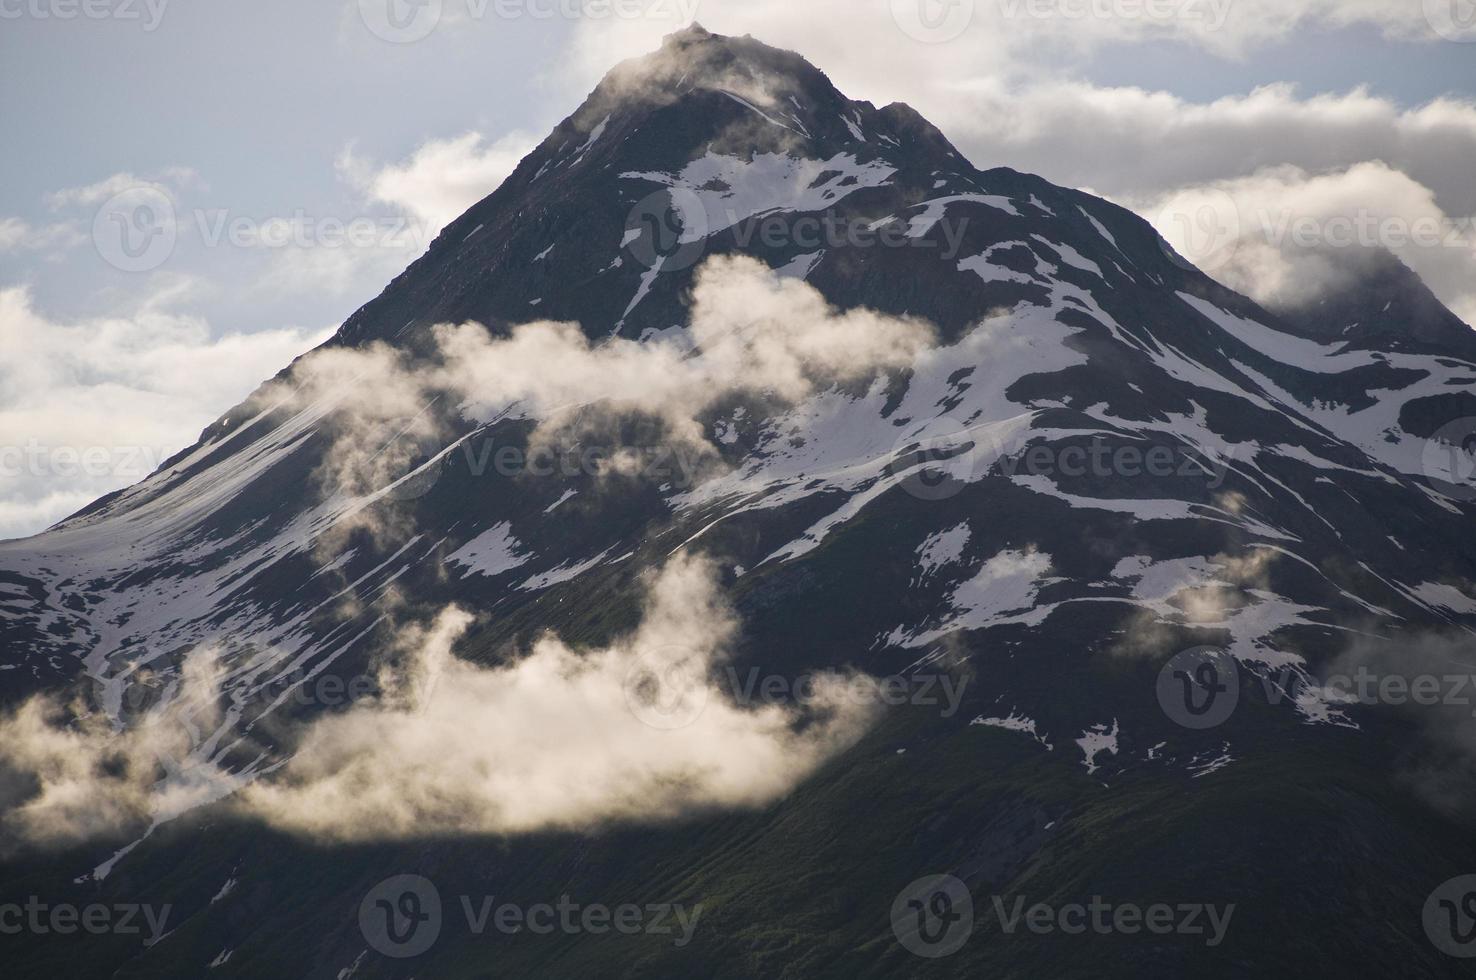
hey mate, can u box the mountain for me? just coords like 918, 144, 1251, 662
4, 24, 1476, 979
1271, 244, 1476, 354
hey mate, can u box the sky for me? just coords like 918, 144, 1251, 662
1, 0, 1474, 538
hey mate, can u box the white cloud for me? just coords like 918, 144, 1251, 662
0, 284, 332, 539
248, 214, 429, 298
251, 253, 933, 525
0, 217, 29, 250
434, 252, 935, 427
944, 83, 1476, 220
0, 644, 241, 850
338, 130, 539, 237
243, 554, 878, 840
1133, 162, 1476, 324
560, 1, 1464, 104
0, 217, 85, 255
0, 128, 541, 534
44, 168, 199, 210
0, 555, 879, 845
229, 129, 541, 299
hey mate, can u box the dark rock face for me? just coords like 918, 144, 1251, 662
4, 26, 1476, 980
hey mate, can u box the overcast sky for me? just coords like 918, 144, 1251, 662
2, 0, 1474, 538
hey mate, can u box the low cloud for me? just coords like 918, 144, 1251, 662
952, 84, 1476, 221
0, 646, 242, 851
0, 556, 879, 847
43, 167, 199, 211
251, 253, 934, 521
0, 284, 332, 539
338, 130, 539, 237
437, 253, 934, 426
1322, 630, 1476, 819
243, 554, 877, 839
0, 216, 86, 255
563, 2, 1459, 105
1111, 546, 1279, 659
1134, 162, 1476, 324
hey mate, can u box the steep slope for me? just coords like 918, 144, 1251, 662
3, 25, 1476, 979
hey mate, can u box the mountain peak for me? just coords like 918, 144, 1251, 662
599, 23, 839, 110
1272, 246, 1476, 355
660, 21, 712, 46
554, 26, 966, 171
